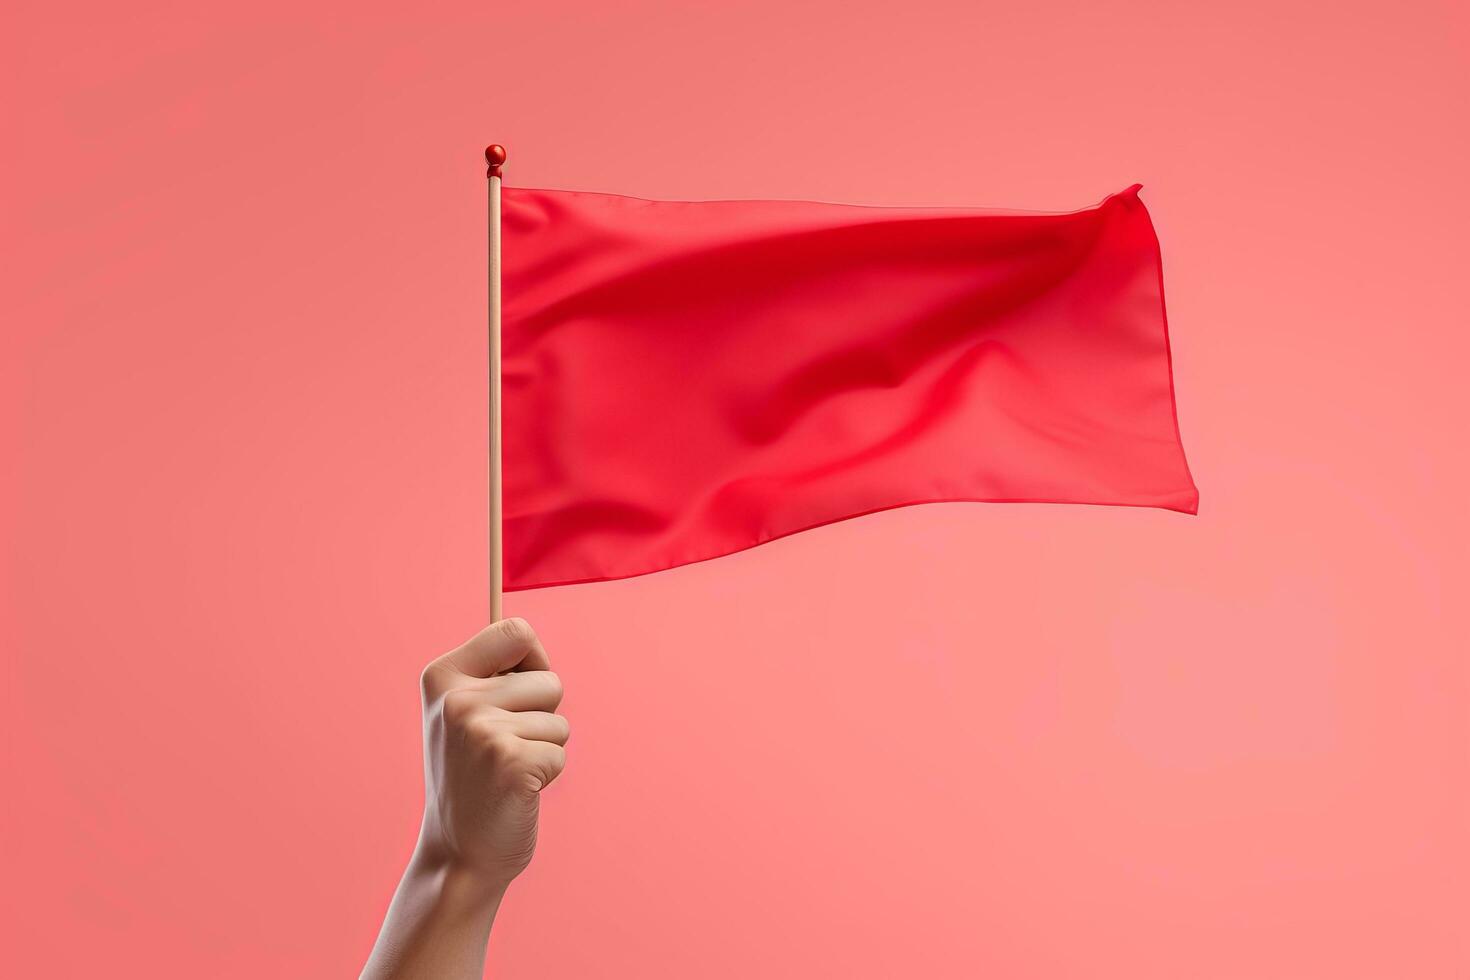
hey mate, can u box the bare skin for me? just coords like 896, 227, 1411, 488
362, 619, 569, 979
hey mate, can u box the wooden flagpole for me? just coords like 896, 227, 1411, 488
486, 144, 506, 623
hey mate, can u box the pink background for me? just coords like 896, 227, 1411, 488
4, 1, 1466, 977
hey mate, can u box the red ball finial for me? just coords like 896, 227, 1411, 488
485, 144, 507, 178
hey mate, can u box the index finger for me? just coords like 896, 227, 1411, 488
442, 618, 550, 678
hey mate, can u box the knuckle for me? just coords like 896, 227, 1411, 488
462, 717, 491, 746
419, 661, 448, 697
479, 729, 518, 762
441, 689, 477, 726
540, 671, 564, 702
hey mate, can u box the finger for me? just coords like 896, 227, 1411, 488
480, 670, 564, 712
503, 711, 571, 746
517, 738, 568, 792
442, 618, 550, 678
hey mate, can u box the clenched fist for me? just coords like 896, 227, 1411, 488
362, 619, 570, 979
417, 618, 569, 885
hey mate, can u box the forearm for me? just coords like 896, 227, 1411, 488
361, 841, 508, 980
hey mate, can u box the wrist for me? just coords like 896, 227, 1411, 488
407, 842, 510, 919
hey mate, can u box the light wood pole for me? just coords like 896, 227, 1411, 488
485, 144, 506, 623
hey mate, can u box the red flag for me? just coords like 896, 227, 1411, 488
501, 185, 1196, 590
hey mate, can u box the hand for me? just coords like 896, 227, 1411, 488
415, 618, 569, 889
362, 619, 569, 979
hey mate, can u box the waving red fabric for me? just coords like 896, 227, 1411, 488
501, 185, 1196, 590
